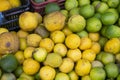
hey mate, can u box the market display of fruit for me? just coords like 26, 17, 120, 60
0, 0, 120, 80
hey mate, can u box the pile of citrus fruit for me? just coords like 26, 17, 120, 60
0, 0, 120, 80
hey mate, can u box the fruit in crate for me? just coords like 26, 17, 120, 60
0, 32, 19, 54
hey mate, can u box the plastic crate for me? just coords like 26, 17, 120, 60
30, 0, 65, 15
0, 0, 30, 31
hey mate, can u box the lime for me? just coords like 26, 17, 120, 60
1, 73, 16, 80
19, 72, 34, 80
0, 54, 18, 72
34, 72, 40, 80
107, 0, 119, 8
14, 66, 23, 77
45, 3, 60, 14
78, 0, 90, 6
79, 4, 95, 18
65, 0, 78, 11
96, 51, 105, 61
77, 30, 88, 38
100, 26, 108, 37
94, 13, 101, 19
117, 74, 120, 80
90, 67, 106, 80
86, 17, 102, 32
81, 75, 91, 80
69, 7, 80, 17
55, 72, 70, 80
105, 62, 119, 78
60, 9, 68, 19
101, 12, 116, 25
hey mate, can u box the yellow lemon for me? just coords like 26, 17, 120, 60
89, 32, 100, 42
82, 49, 96, 62
62, 25, 73, 36
67, 48, 82, 62
0, 28, 9, 34
104, 38, 120, 54
27, 34, 42, 47
91, 42, 101, 54
79, 37, 92, 50
53, 43, 67, 57
39, 38, 54, 52
24, 47, 35, 59
14, 50, 24, 64
17, 30, 29, 38
81, 75, 91, 80
34, 12, 42, 24
65, 34, 81, 49
19, 38, 27, 51
8, 0, 21, 8
23, 58, 40, 75
75, 59, 91, 76
39, 66, 56, 80
50, 30, 65, 43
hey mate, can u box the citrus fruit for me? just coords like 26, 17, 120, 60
39, 38, 54, 52
105, 62, 119, 78
68, 71, 79, 80
54, 43, 67, 57
60, 9, 68, 19
68, 15, 86, 32
94, 12, 101, 19
82, 49, 96, 62
59, 58, 74, 73
1, 73, 16, 80
0, 54, 18, 72
24, 47, 35, 59
27, 33, 42, 47
89, 32, 100, 42
79, 37, 92, 50
19, 72, 34, 80
45, 2, 60, 14
91, 42, 101, 54
33, 47, 47, 62
101, 52, 115, 65
34, 72, 40, 80
86, 17, 102, 32
91, 60, 104, 68
115, 53, 120, 63
55, 72, 70, 80
62, 25, 73, 36
14, 50, 24, 64
50, 30, 65, 43
8, 0, 21, 8
117, 74, 120, 80
14, 65, 23, 77
0, 28, 9, 34
75, 59, 91, 76
39, 66, 56, 80
79, 4, 95, 18
101, 12, 116, 25
104, 38, 120, 54
96, 51, 105, 61
69, 7, 80, 17
34, 12, 42, 24
67, 48, 81, 62
77, 30, 88, 38
65, 34, 81, 49
81, 75, 91, 80
17, 30, 29, 38
107, 0, 119, 8
44, 53, 62, 68
90, 67, 106, 80
19, 38, 27, 51
78, 0, 90, 6
23, 58, 40, 75
65, 0, 78, 11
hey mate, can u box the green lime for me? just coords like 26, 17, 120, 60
1, 73, 16, 80
101, 52, 115, 65
86, 17, 102, 32
96, 51, 105, 61
101, 12, 116, 25
55, 72, 70, 80
77, 30, 88, 38
107, 0, 119, 8
14, 66, 23, 77
60, 9, 68, 19
92, 1, 101, 7
90, 67, 106, 80
78, 0, 90, 6
65, 0, 78, 11
34, 0, 45, 3
100, 26, 108, 37
117, 74, 120, 80
80, 4, 95, 18
19, 73, 34, 80
69, 7, 80, 17
82, 75, 91, 80
105, 62, 119, 78
45, 2, 60, 14
34, 72, 40, 80
0, 54, 18, 72
94, 13, 101, 19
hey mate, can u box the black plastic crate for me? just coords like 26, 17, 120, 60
0, 0, 30, 31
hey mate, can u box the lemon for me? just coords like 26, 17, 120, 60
27, 34, 42, 47
55, 72, 70, 80
67, 48, 81, 62
8, 0, 21, 8
81, 75, 91, 80
104, 38, 120, 54
65, 34, 81, 49
59, 58, 74, 73
79, 37, 92, 50
39, 38, 54, 52
24, 47, 35, 59
50, 30, 65, 43
0, 28, 9, 34
54, 43, 67, 57
89, 32, 100, 42
39, 66, 56, 80
23, 58, 40, 75
14, 51, 24, 64
34, 12, 42, 24
19, 38, 27, 51
75, 59, 91, 76
68, 71, 79, 80
62, 25, 73, 36
17, 30, 29, 38
82, 49, 96, 62
90, 42, 101, 54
